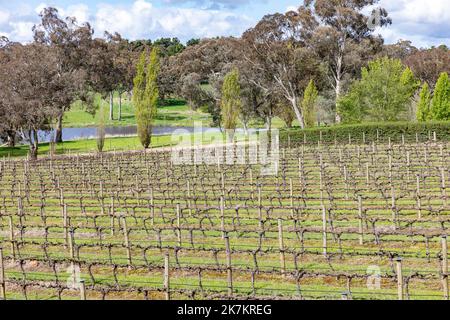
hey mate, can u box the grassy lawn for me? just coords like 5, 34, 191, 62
65, 94, 213, 128
0, 131, 246, 158
65, 93, 291, 129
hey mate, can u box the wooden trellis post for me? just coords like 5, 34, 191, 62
220, 197, 225, 239
289, 178, 295, 216
416, 175, 422, 219
319, 154, 324, 204
177, 204, 182, 246
249, 168, 254, 199
442, 236, 449, 300
63, 204, 69, 248
121, 216, 132, 265
187, 181, 192, 216
391, 186, 398, 230
224, 235, 233, 297
150, 187, 155, 226
0, 248, 5, 300
68, 229, 78, 291
258, 185, 263, 232
278, 219, 286, 276
358, 196, 364, 245
221, 172, 225, 197
365, 162, 370, 186
396, 258, 404, 300
343, 165, 349, 200
406, 151, 411, 182
322, 205, 327, 258
8, 216, 15, 262
79, 280, 86, 300
441, 168, 447, 207
110, 196, 116, 236
164, 252, 170, 300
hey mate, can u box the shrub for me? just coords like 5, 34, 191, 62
280, 121, 450, 146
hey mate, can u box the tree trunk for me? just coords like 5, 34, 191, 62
118, 93, 122, 121
29, 129, 39, 161
109, 91, 114, 121
6, 130, 15, 147
265, 117, 272, 131
334, 53, 344, 124
55, 111, 64, 143
335, 78, 342, 124
265, 116, 273, 151
290, 97, 305, 129
242, 121, 249, 136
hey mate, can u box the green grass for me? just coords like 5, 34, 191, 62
65, 93, 213, 128
0, 131, 246, 158
65, 92, 291, 129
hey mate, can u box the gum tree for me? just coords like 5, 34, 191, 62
297, 0, 391, 122
33, 7, 93, 143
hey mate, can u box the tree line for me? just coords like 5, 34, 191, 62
1, 1, 450, 159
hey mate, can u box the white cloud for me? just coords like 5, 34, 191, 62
0, 10, 10, 25
285, 5, 297, 13
93, 0, 253, 41
0, 0, 253, 43
0, 0, 449, 47
163, 0, 262, 10
0, 8, 35, 42
374, 0, 450, 47
35, 3, 91, 23
7, 22, 35, 42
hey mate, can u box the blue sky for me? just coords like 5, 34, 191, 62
0, 0, 449, 47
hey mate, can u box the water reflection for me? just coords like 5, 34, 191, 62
38, 126, 221, 143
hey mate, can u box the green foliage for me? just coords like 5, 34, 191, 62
220, 68, 241, 132
301, 80, 319, 128
186, 38, 200, 47
338, 57, 418, 123
133, 49, 160, 149
281, 121, 450, 145
430, 72, 450, 120
337, 88, 364, 124
400, 67, 420, 96
153, 37, 185, 56
417, 83, 432, 122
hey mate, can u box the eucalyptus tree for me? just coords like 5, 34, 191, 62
105, 32, 138, 121
404, 46, 450, 86
0, 37, 17, 146
296, 0, 391, 122
33, 7, 94, 142
0, 43, 60, 159
242, 13, 323, 129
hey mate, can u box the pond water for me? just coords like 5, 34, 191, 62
37, 125, 222, 143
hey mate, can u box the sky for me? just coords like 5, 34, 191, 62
0, 0, 449, 48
